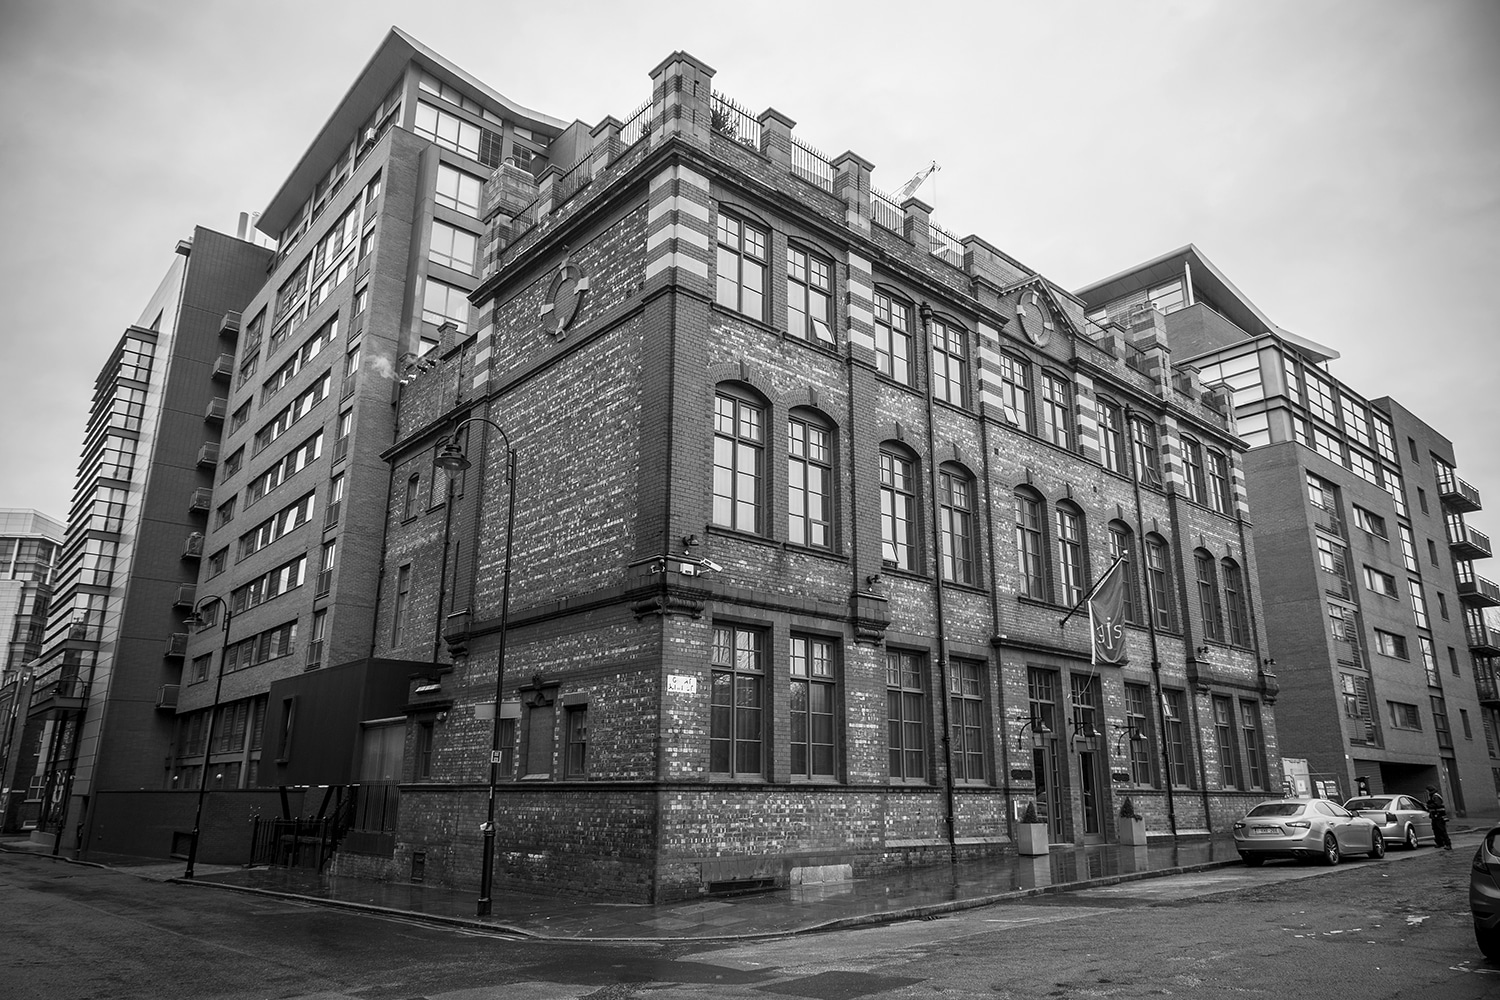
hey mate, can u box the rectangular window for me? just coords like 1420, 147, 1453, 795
1039, 372, 1071, 449
713, 392, 763, 533
1410, 582, 1430, 629
1352, 506, 1387, 538
246, 431, 322, 505
1182, 438, 1206, 504
1388, 701, 1421, 730
1239, 701, 1265, 789
225, 620, 300, 674
1125, 683, 1155, 786
931, 320, 969, 408
216, 496, 237, 529
1398, 524, 1419, 572
1145, 536, 1174, 630
229, 401, 251, 435
413, 100, 493, 162
873, 291, 913, 385
787, 416, 832, 549
1305, 369, 1336, 423
881, 450, 918, 571
1419, 636, 1440, 686
1206, 450, 1232, 514
1196, 551, 1223, 642
949, 658, 986, 783
1222, 560, 1249, 646
262, 317, 338, 403
1213, 696, 1240, 788
785, 246, 833, 344
1341, 395, 1371, 446
222, 447, 243, 479
564, 707, 588, 778
1363, 566, 1398, 599
790, 635, 837, 780
887, 649, 927, 782
230, 553, 307, 613
435, 164, 483, 216
1374, 629, 1409, 659
714, 214, 767, 320
190, 654, 211, 685
1162, 690, 1191, 787
1373, 413, 1396, 462
710, 625, 764, 777
1109, 524, 1138, 624
415, 721, 434, 779
238, 492, 316, 560
421, 277, 470, 332
254, 373, 330, 454
1055, 506, 1085, 605
392, 564, 411, 646
429, 220, 478, 274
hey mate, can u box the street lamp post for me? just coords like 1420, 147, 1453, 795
184, 594, 233, 879
434, 416, 517, 918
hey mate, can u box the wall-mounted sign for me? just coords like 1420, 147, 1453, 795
667, 674, 697, 695
1111, 770, 1132, 782
1009, 768, 1034, 782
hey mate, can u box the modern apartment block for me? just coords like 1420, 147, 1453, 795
15, 229, 272, 850
1078, 246, 1497, 813
266, 52, 1290, 903
0, 509, 63, 830
170, 29, 566, 838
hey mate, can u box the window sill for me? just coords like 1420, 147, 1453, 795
782, 542, 847, 563
705, 524, 781, 550
882, 564, 931, 584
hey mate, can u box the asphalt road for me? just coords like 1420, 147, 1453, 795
1, 834, 1494, 999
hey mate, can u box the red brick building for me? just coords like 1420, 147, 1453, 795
350, 53, 1282, 902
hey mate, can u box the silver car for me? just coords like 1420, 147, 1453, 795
1344, 794, 1434, 850
1233, 798, 1385, 866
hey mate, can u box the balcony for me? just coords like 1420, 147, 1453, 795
182, 533, 204, 559
196, 442, 220, 468
1467, 621, 1500, 655
1438, 474, 1482, 513
219, 310, 241, 338
1459, 574, 1500, 608
204, 397, 227, 423
164, 633, 188, 658
1449, 523, 1493, 560
173, 584, 197, 608
29, 669, 85, 713
188, 487, 213, 514
156, 684, 180, 710
1477, 670, 1500, 706
212, 353, 234, 381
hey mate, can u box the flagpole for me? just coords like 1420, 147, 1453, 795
1056, 555, 1125, 629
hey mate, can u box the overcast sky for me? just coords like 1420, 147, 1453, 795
1, 0, 1496, 543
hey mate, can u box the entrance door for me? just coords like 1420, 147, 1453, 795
1034, 743, 1067, 840
1079, 750, 1104, 837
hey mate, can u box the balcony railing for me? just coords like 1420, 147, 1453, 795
1437, 473, 1482, 513
212, 353, 234, 380
1449, 523, 1493, 560
173, 584, 196, 608
205, 397, 227, 423
183, 533, 204, 559
1476, 670, 1500, 705
196, 442, 220, 468
1458, 574, 1500, 607
188, 487, 212, 513
1467, 621, 1500, 653
219, 311, 241, 338
164, 633, 188, 658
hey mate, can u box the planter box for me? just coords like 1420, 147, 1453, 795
1119, 816, 1148, 846
1016, 822, 1049, 856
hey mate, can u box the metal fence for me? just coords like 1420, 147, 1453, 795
790, 135, 834, 192
619, 99, 653, 147
710, 90, 761, 148
870, 187, 903, 231
928, 221, 965, 267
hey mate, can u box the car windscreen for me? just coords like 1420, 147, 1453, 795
1246, 803, 1305, 818
1345, 799, 1389, 810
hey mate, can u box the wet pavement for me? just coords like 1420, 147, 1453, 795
6, 813, 1496, 942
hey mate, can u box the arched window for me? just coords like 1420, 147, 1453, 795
713, 384, 765, 533
1222, 558, 1250, 645
1144, 533, 1174, 630
879, 444, 919, 571
930, 319, 969, 408
1194, 548, 1223, 641
1182, 436, 1206, 504
787, 409, 835, 549
1132, 418, 1162, 487
1108, 520, 1139, 624
1055, 502, 1087, 605
1014, 488, 1047, 600
403, 473, 420, 519
938, 463, 977, 585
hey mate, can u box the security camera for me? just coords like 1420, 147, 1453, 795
701, 558, 724, 573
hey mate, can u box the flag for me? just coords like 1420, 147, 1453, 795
1088, 559, 1129, 665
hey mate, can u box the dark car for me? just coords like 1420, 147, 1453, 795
1344, 794, 1434, 849
1472, 822, 1500, 962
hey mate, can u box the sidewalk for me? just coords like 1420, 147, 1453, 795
5, 814, 1495, 942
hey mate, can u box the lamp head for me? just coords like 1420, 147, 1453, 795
435, 438, 472, 476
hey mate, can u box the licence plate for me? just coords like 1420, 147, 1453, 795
1250, 826, 1281, 837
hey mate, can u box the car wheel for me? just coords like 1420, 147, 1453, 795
1477, 920, 1500, 963
1369, 831, 1385, 859
1240, 853, 1265, 868
1321, 833, 1341, 866
1404, 825, 1418, 850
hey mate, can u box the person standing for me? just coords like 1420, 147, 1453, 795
1426, 785, 1452, 850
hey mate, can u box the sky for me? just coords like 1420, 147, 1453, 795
1, 0, 1496, 543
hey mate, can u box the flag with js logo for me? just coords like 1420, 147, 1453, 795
1088, 559, 1129, 665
